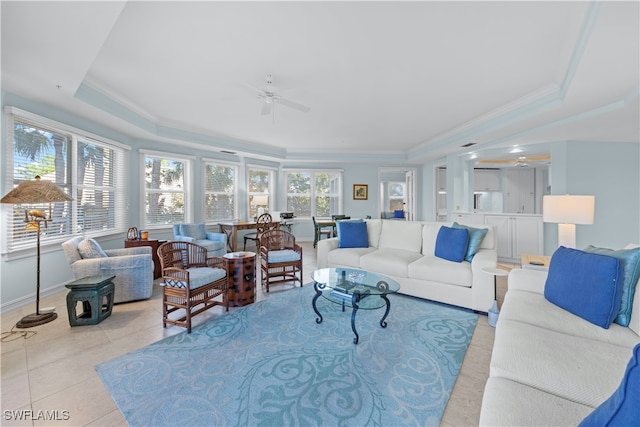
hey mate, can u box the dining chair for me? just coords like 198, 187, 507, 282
313, 216, 333, 248
243, 213, 274, 251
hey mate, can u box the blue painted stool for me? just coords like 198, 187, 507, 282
65, 275, 115, 326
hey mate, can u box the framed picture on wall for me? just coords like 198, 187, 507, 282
353, 184, 368, 200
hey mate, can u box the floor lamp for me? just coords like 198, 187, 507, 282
1, 176, 72, 328
543, 195, 595, 248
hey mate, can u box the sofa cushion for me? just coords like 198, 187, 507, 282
545, 246, 624, 329
434, 226, 469, 263
359, 248, 423, 278
490, 319, 633, 408
408, 256, 472, 287
378, 220, 423, 253
180, 223, 206, 240
194, 239, 226, 253
267, 249, 301, 263
579, 343, 640, 427
365, 219, 383, 248
77, 238, 108, 259
500, 289, 640, 349
327, 247, 376, 268
452, 222, 488, 262
337, 220, 368, 248
583, 245, 640, 327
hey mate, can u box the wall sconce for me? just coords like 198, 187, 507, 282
543, 195, 595, 248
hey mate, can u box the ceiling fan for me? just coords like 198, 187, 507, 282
477, 154, 550, 167
251, 75, 310, 119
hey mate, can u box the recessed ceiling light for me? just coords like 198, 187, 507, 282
509, 146, 523, 153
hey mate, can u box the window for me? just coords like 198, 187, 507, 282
247, 166, 274, 218
204, 160, 237, 222
284, 169, 342, 218
3, 108, 129, 253
142, 151, 191, 226
388, 182, 406, 211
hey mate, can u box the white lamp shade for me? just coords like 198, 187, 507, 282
543, 195, 595, 225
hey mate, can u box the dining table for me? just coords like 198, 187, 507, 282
218, 220, 280, 252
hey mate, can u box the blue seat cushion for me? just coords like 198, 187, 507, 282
268, 249, 301, 263
544, 246, 624, 329
434, 226, 469, 263
163, 267, 226, 289
579, 343, 640, 426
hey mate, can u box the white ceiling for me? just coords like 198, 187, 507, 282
2, 1, 638, 163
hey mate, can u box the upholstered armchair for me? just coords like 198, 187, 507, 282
172, 223, 227, 257
62, 236, 154, 303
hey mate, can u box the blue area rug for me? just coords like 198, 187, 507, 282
96, 284, 477, 426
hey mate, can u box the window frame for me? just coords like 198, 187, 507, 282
202, 158, 238, 223
140, 149, 194, 228
2, 107, 130, 255
247, 164, 276, 219
281, 168, 343, 219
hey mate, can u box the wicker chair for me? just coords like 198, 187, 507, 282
157, 241, 229, 333
260, 229, 303, 292
243, 212, 275, 251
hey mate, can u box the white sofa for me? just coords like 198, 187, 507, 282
480, 267, 640, 426
316, 219, 497, 312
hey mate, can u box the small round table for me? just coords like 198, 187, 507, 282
482, 267, 509, 327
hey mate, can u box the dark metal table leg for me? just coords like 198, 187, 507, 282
379, 294, 391, 328
351, 294, 360, 344
312, 281, 324, 324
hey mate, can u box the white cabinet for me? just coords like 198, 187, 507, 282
474, 169, 500, 192
485, 214, 543, 261
504, 169, 534, 213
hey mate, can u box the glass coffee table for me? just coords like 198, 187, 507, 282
311, 268, 400, 344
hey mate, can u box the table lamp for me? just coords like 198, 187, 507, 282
543, 195, 595, 248
1, 176, 73, 328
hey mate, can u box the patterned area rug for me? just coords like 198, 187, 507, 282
96, 284, 477, 426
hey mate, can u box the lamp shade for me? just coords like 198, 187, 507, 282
543, 195, 595, 225
1, 176, 72, 204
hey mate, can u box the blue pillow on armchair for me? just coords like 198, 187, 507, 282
544, 246, 624, 329
434, 226, 469, 263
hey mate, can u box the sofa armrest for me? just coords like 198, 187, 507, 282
470, 248, 498, 312
206, 232, 227, 244
508, 268, 548, 294
317, 237, 339, 268
174, 235, 195, 243
105, 247, 152, 257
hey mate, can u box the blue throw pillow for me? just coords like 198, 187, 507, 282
452, 222, 489, 262
337, 221, 368, 248
544, 246, 624, 329
434, 226, 469, 263
579, 343, 640, 426
584, 245, 640, 327
394, 210, 404, 218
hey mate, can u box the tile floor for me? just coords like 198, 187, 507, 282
0, 241, 508, 426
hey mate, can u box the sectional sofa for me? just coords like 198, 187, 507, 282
480, 246, 640, 426
316, 219, 497, 312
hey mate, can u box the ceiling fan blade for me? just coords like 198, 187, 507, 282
261, 102, 271, 116
278, 97, 310, 113
478, 159, 516, 164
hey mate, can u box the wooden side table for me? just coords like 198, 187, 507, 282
521, 253, 551, 271
223, 251, 256, 307
124, 239, 166, 279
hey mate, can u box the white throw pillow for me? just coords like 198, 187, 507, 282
78, 238, 108, 258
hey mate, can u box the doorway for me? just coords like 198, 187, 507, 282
378, 168, 417, 220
